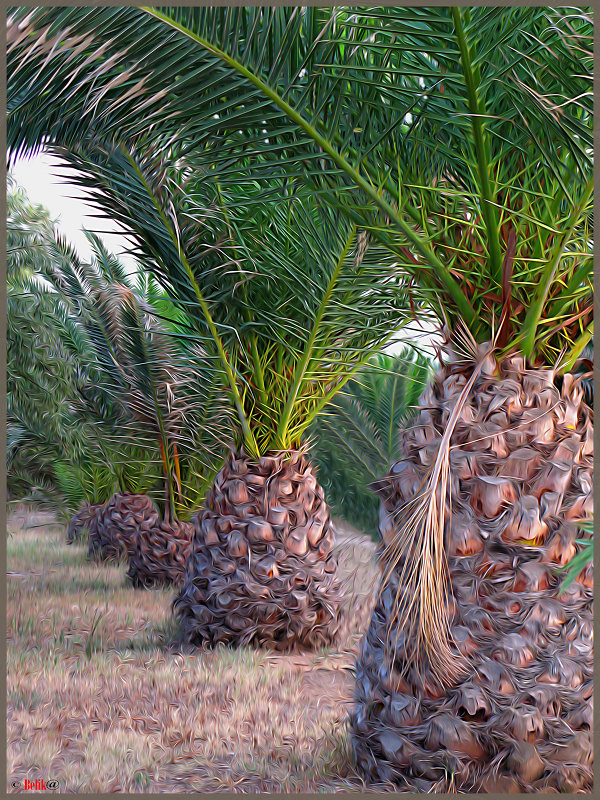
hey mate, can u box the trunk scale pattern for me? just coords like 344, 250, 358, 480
66, 501, 105, 544
87, 492, 194, 588
174, 450, 344, 651
127, 517, 194, 588
87, 493, 159, 563
351, 353, 593, 793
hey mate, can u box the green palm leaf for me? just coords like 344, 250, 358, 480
8, 6, 592, 364
39, 140, 421, 455
311, 350, 431, 537
8, 177, 228, 517
557, 520, 593, 592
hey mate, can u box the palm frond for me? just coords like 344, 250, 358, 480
34, 139, 425, 455
8, 6, 592, 363
8, 178, 228, 513
311, 350, 431, 536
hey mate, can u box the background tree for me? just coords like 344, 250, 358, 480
311, 351, 431, 538
8, 178, 229, 586
7, 178, 142, 511
42, 232, 231, 586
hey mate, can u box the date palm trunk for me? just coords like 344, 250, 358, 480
86, 490, 196, 587
66, 501, 105, 544
87, 491, 194, 588
351, 351, 593, 792
88, 493, 160, 563
174, 449, 344, 650
127, 517, 194, 588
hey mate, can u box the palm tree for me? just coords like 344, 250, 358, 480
8, 6, 593, 787
41, 155, 416, 650
7, 178, 139, 515
311, 351, 431, 538
8, 179, 228, 585
42, 233, 229, 586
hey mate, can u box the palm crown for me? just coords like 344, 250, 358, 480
39, 144, 415, 458
8, 6, 592, 369
52, 235, 230, 519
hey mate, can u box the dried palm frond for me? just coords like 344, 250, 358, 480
378, 340, 493, 686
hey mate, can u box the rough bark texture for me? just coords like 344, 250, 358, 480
127, 518, 194, 588
66, 502, 105, 544
174, 450, 344, 651
87, 493, 159, 563
351, 353, 593, 793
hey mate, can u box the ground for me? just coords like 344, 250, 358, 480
6, 505, 393, 793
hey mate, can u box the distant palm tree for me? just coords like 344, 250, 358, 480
46, 233, 230, 586
8, 180, 228, 585
311, 351, 431, 538
7, 178, 135, 509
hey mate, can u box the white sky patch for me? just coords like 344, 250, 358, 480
386, 318, 442, 357
11, 151, 138, 271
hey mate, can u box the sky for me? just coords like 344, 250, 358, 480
11, 152, 137, 270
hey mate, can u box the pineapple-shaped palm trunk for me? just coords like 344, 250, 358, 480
66, 501, 106, 544
88, 492, 160, 563
351, 350, 593, 793
88, 492, 194, 588
126, 513, 194, 589
174, 449, 344, 651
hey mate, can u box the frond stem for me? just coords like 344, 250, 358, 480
452, 7, 502, 285
522, 178, 593, 359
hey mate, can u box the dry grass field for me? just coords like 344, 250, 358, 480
6, 506, 393, 793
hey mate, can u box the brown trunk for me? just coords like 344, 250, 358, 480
127, 518, 194, 588
174, 449, 344, 651
66, 501, 105, 544
351, 353, 593, 792
88, 492, 193, 588
88, 493, 159, 563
